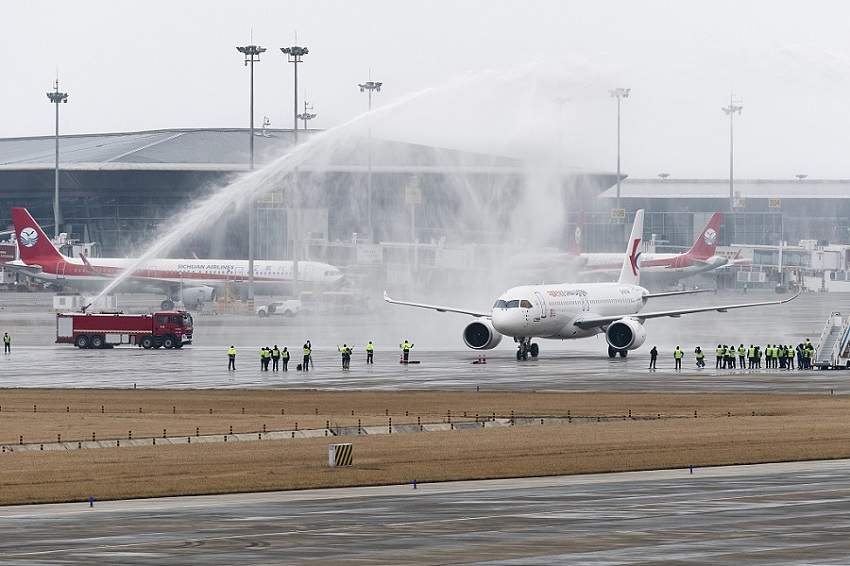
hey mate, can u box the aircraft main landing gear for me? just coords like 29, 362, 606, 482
608, 345, 628, 358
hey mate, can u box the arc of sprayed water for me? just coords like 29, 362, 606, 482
83, 85, 438, 311
83, 64, 579, 311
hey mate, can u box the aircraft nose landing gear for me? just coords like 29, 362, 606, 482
516, 338, 539, 360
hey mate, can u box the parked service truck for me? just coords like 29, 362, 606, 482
56, 311, 193, 349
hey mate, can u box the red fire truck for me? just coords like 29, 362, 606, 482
56, 311, 193, 349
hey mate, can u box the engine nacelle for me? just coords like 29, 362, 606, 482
605, 317, 647, 350
180, 286, 217, 305
463, 317, 503, 350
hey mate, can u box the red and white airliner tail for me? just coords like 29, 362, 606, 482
565, 210, 585, 256
7, 208, 343, 307
681, 211, 722, 260
13, 208, 65, 264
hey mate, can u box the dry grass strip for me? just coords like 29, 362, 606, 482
1, 389, 849, 505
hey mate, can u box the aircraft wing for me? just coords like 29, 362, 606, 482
2, 260, 44, 277
383, 291, 490, 318
643, 288, 715, 299
573, 291, 801, 330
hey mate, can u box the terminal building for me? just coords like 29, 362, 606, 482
1, 128, 849, 292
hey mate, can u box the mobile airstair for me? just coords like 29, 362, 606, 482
813, 312, 850, 370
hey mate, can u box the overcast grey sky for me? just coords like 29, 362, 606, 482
3, 1, 850, 179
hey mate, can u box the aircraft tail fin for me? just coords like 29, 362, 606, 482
566, 210, 584, 255
10, 208, 66, 264
617, 209, 644, 286
684, 212, 723, 260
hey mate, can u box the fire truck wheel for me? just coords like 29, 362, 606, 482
162, 335, 178, 349
90, 335, 105, 349
140, 336, 154, 349
74, 335, 90, 349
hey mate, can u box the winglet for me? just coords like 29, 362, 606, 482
79, 253, 111, 277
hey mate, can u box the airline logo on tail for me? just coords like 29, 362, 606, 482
704, 228, 717, 246
629, 238, 642, 277
19, 227, 38, 248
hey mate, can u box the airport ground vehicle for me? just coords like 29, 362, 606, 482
256, 299, 302, 317
56, 311, 193, 349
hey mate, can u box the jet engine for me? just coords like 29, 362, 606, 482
605, 317, 647, 350
463, 317, 503, 350
179, 286, 217, 306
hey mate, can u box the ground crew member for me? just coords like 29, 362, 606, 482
261, 347, 271, 371
366, 341, 374, 364
271, 345, 281, 371
227, 345, 236, 370
3, 332, 9, 353
747, 345, 756, 369
715, 344, 724, 369
674, 346, 683, 370
338, 344, 352, 369
303, 342, 311, 371
281, 347, 290, 371
649, 346, 658, 369
738, 344, 746, 368
694, 346, 705, 368
400, 340, 413, 363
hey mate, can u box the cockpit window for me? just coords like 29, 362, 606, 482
494, 300, 507, 308
506, 300, 520, 308
520, 300, 533, 308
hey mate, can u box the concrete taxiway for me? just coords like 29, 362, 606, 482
2, 459, 850, 564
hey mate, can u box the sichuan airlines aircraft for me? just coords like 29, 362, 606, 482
579, 212, 728, 280
511, 212, 728, 285
385, 209, 798, 359
7, 208, 343, 308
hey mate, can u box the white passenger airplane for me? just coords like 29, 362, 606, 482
385, 209, 798, 359
7, 207, 343, 309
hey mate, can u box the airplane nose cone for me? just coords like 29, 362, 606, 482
491, 308, 528, 335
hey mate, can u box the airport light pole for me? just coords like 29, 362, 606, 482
237, 43, 266, 303
280, 46, 308, 144
297, 100, 316, 130
359, 79, 382, 242
46, 80, 68, 239
609, 88, 629, 217
722, 95, 743, 213
280, 45, 308, 296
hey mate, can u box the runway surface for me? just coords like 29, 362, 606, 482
2, 459, 850, 564
2, 290, 850, 563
